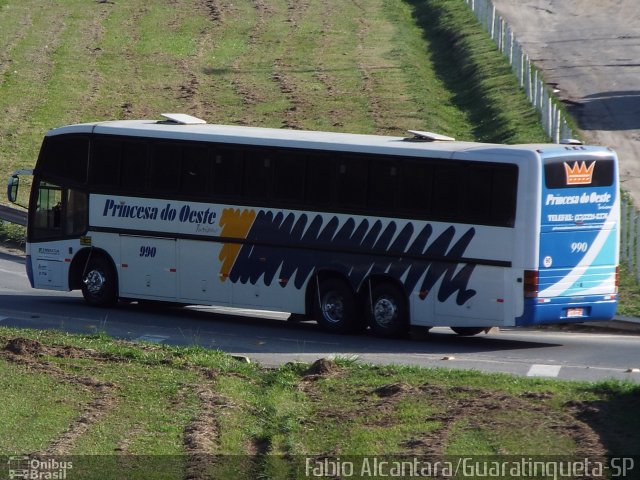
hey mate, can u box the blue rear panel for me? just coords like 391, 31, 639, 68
517, 152, 618, 326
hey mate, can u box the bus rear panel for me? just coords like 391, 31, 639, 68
517, 151, 619, 326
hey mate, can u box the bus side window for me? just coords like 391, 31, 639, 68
398, 161, 432, 217
273, 153, 305, 204
243, 150, 272, 201
336, 155, 367, 208
491, 166, 518, 227
90, 139, 121, 189
151, 143, 180, 194
211, 147, 242, 198
368, 159, 398, 211
305, 154, 334, 207
432, 164, 459, 221
181, 145, 209, 196
120, 141, 148, 192
459, 165, 492, 224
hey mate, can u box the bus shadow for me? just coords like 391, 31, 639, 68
0, 250, 26, 266
136, 305, 562, 353
0, 296, 563, 356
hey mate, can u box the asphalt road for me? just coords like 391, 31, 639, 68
1, 249, 639, 383
490, 0, 640, 204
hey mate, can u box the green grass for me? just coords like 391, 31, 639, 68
617, 265, 640, 317
0, 359, 92, 454
404, 0, 548, 143
0, 0, 548, 194
1, 327, 638, 478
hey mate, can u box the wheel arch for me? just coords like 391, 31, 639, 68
68, 247, 118, 291
358, 274, 409, 317
304, 269, 354, 317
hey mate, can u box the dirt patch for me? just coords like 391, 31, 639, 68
284, 0, 308, 28
520, 390, 555, 401
79, 1, 110, 118
183, 383, 234, 480
303, 358, 342, 379
3, 337, 126, 363
229, 0, 273, 121
113, 425, 143, 454
5, 337, 46, 356
355, 15, 387, 134
178, 74, 200, 103
44, 381, 117, 456
312, 12, 347, 128
272, 0, 312, 129
272, 59, 302, 130
373, 382, 418, 398
4, 337, 101, 359
246, 436, 270, 456
563, 396, 640, 455
204, 0, 221, 23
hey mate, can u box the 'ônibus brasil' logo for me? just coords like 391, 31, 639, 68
564, 161, 595, 185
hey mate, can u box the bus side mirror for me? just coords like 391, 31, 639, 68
7, 175, 19, 204
6, 169, 32, 208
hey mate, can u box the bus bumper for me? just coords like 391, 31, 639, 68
516, 295, 617, 326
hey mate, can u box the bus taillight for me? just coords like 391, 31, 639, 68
615, 266, 619, 293
524, 270, 539, 298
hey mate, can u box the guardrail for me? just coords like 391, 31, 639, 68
0, 205, 27, 226
463, 0, 574, 143
620, 194, 640, 279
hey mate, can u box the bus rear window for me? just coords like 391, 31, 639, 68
545, 157, 614, 189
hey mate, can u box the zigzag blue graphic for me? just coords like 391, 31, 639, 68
228, 211, 476, 305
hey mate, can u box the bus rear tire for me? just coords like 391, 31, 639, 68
366, 283, 409, 338
451, 327, 486, 336
81, 256, 118, 307
314, 278, 361, 334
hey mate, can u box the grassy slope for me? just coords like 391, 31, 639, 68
0, 0, 547, 187
1, 327, 638, 478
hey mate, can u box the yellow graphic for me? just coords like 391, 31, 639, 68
218, 208, 257, 282
564, 161, 595, 185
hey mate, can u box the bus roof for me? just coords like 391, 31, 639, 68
46, 118, 613, 160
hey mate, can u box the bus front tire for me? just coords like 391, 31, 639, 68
81, 256, 118, 307
366, 283, 409, 338
314, 278, 361, 334
451, 327, 486, 336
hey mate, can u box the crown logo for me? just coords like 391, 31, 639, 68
564, 161, 595, 185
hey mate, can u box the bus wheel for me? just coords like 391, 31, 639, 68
314, 278, 360, 333
81, 256, 117, 307
367, 283, 408, 337
451, 327, 486, 336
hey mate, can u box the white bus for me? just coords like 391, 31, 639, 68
7, 114, 619, 336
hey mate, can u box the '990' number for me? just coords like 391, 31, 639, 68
571, 242, 588, 253
139, 246, 157, 258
